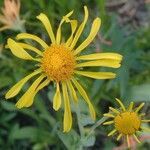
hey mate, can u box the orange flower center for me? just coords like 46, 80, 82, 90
114, 112, 141, 135
41, 44, 76, 82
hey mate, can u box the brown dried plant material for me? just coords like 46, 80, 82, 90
145, 0, 150, 3
113, 135, 150, 150
0, 0, 24, 31
106, 0, 149, 30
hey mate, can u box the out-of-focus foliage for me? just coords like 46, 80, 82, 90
0, 0, 149, 149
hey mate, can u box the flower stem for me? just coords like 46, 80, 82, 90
86, 116, 108, 138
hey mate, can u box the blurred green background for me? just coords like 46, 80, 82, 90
0, 0, 150, 149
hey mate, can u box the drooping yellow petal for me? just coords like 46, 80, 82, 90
103, 121, 114, 125
128, 102, 134, 111
76, 53, 123, 61
103, 113, 115, 118
127, 135, 130, 148
135, 103, 145, 113
62, 82, 72, 132
70, 6, 88, 49
71, 78, 96, 120
139, 113, 145, 117
115, 98, 126, 111
141, 127, 150, 132
108, 129, 117, 136
56, 10, 74, 44
66, 80, 78, 103
5, 69, 42, 99
75, 71, 116, 79
66, 20, 78, 46
117, 134, 122, 141
16, 33, 48, 49
7, 38, 37, 61
36, 13, 55, 43
15, 75, 45, 109
141, 119, 150, 123
25, 79, 50, 107
109, 107, 120, 114
133, 134, 141, 143
53, 82, 61, 111
76, 59, 121, 68
18, 42, 43, 56
74, 17, 101, 55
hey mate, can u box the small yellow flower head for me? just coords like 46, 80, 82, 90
5, 6, 122, 132
103, 98, 150, 148
0, 0, 24, 31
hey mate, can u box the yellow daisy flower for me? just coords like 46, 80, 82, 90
103, 98, 150, 147
5, 6, 122, 132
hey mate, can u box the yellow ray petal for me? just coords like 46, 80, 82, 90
7, 38, 37, 61
74, 17, 101, 55
15, 75, 45, 109
141, 127, 150, 132
127, 135, 130, 148
66, 20, 78, 46
115, 98, 126, 111
141, 120, 150, 123
37, 13, 55, 43
133, 134, 141, 143
135, 103, 145, 113
18, 42, 43, 56
103, 120, 114, 125
25, 79, 50, 107
62, 82, 72, 132
66, 80, 78, 103
36, 79, 50, 91
128, 102, 134, 112
76, 59, 121, 68
103, 113, 115, 118
71, 78, 96, 120
16, 33, 48, 49
76, 53, 123, 61
53, 82, 61, 111
5, 69, 42, 99
75, 71, 116, 79
70, 6, 88, 49
56, 10, 74, 44
139, 113, 145, 117
108, 129, 117, 136
117, 133, 122, 141
109, 107, 120, 114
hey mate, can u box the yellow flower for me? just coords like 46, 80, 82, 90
103, 98, 150, 147
0, 0, 24, 31
5, 6, 122, 132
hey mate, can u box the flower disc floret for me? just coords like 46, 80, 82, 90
114, 112, 141, 135
41, 44, 76, 82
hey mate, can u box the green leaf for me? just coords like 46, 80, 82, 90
10, 127, 37, 140
1, 101, 16, 111
1, 113, 16, 122
57, 130, 80, 150
0, 76, 13, 89
81, 114, 94, 126
81, 135, 95, 147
